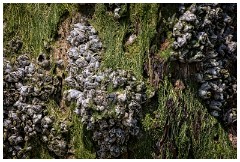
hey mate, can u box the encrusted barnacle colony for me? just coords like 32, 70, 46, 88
3, 3, 236, 159
3, 48, 69, 158
171, 3, 237, 125
64, 21, 147, 158
3, 19, 147, 159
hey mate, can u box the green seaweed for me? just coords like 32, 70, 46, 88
70, 106, 96, 159
91, 4, 159, 80
3, 3, 236, 159
3, 3, 78, 58
140, 78, 236, 158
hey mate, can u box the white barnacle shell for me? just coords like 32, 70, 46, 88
183, 24, 194, 33
68, 47, 80, 60
81, 98, 91, 108
213, 92, 224, 101
200, 82, 211, 90
204, 67, 221, 76
73, 23, 86, 31
115, 105, 125, 116
89, 26, 97, 35
82, 68, 93, 78
173, 21, 183, 36
89, 38, 102, 52
95, 74, 104, 82
227, 41, 237, 54
32, 105, 42, 113
176, 36, 187, 48
76, 93, 84, 107
198, 88, 211, 100
41, 116, 53, 126
86, 122, 94, 130
195, 73, 204, 83
3, 119, 12, 128
73, 107, 81, 115
201, 18, 212, 28
197, 32, 208, 44
93, 131, 102, 141
209, 100, 222, 111
188, 51, 205, 63
180, 10, 197, 22
42, 136, 48, 142
178, 3, 185, 14
66, 89, 82, 101
84, 81, 99, 90
108, 119, 115, 126
11, 68, 25, 80
114, 7, 121, 16
125, 34, 137, 45
75, 56, 88, 68
96, 105, 105, 111
224, 14, 232, 24
134, 93, 142, 103
128, 100, 141, 110
3, 59, 13, 74
65, 76, 78, 88
17, 54, 30, 67
210, 110, 219, 117
206, 59, 220, 67
117, 93, 127, 103
8, 135, 17, 145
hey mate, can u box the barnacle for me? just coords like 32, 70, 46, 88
171, 3, 237, 123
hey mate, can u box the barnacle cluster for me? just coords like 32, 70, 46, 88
3, 49, 70, 158
106, 3, 125, 19
63, 21, 146, 158
3, 17, 145, 159
171, 3, 237, 124
4, 3, 236, 159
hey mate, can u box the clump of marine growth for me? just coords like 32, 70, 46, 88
171, 3, 237, 125
63, 20, 147, 158
3, 49, 71, 158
